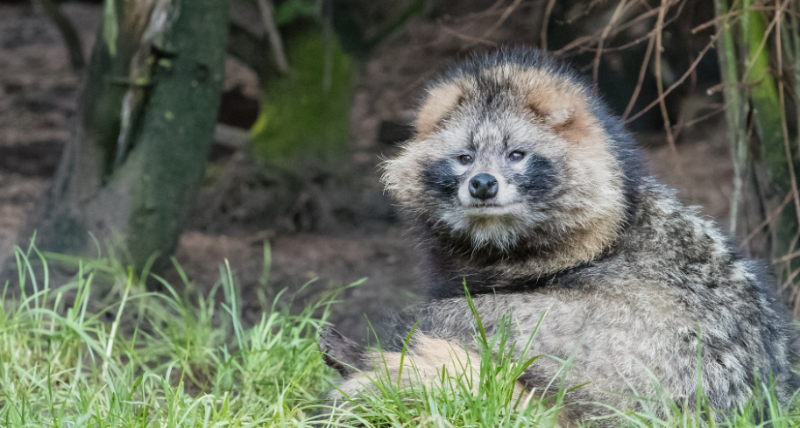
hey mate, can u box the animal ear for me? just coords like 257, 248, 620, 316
527, 94, 576, 130
526, 89, 592, 142
416, 84, 466, 138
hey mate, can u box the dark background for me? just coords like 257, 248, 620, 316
0, 0, 745, 342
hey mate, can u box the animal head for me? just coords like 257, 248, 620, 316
382, 48, 642, 266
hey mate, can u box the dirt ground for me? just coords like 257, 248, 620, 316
0, 1, 733, 343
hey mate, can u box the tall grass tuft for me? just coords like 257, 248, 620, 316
1, 242, 799, 427
0, 241, 340, 427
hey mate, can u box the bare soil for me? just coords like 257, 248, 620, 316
0, 1, 733, 343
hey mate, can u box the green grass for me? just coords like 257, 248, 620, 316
1, 243, 799, 427
0, 242, 339, 427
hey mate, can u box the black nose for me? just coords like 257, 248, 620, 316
469, 173, 499, 200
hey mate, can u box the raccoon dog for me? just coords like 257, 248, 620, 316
319, 47, 799, 425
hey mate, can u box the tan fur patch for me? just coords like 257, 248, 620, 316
416, 83, 466, 137
508, 67, 598, 144
330, 334, 530, 405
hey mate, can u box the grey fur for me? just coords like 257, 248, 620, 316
320, 48, 799, 426
395, 180, 798, 423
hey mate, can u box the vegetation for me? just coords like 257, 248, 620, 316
1, 242, 338, 426
714, 0, 800, 309
8, 1, 800, 426
21, 0, 229, 275
2, 246, 799, 427
25, 0, 800, 295
250, 29, 354, 160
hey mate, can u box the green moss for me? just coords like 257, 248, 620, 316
250, 29, 353, 161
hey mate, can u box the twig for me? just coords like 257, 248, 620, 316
441, 25, 499, 46
256, 0, 289, 73
681, 0, 698, 94
782, 231, 800, 291
486, 0, 508, 11
773, 249, 800, 265
541, 0, 557, 51
739, 191, 793, 249
555, 7, 663, 56
581, 29, 656, 53
654, 0, 679, 160
775, 0, 800, 252
555, 0, 686, 57
625, 30, 722, 124
593, 0, 628, 85
691, 8, 757, 33
563, 0, 622, 25
739, 0, 790, 84
38, 0, 84, 70
781, 264, 800, 291
691, 4, 780, 34
622, 27, 656, 120
478, 0, 525, 42
214, 124, 250, 151
672, 105, 726, 138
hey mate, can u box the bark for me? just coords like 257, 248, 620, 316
19, 0, 229, 274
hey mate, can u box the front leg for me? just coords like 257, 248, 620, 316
319, 327, 528, 401
319, 326, 368, 377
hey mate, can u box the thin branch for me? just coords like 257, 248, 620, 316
625, 30, 723, 124
654, 0, 678, 159
740, 0, 790, 84
622, 27, 656, 120
739, 191, 793, 249
541, 0, 557, 51
38, 0, 85, 70
479, 0, 525, 41
440, 25, 499, 46
781, 263, 800, 291
773, 249, 800, 265
256, 0, 289, 74
782, 230, 800, 291
672, 105, 726, 138
214, 124, 250, 151
593, 0, 628, 85
555, 6, 662, 56
555, 0, 687, 57
691, 5, 777, 34
581, 29, 656, 53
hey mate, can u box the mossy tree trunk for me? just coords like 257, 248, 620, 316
21, 0, 229, 274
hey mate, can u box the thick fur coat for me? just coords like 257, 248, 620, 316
319, 47, 799, 426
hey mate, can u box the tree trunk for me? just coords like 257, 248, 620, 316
19, 0, 229, 274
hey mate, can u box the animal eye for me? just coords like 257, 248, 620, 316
458, 154, 474, 165
508, 151, 526, 162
